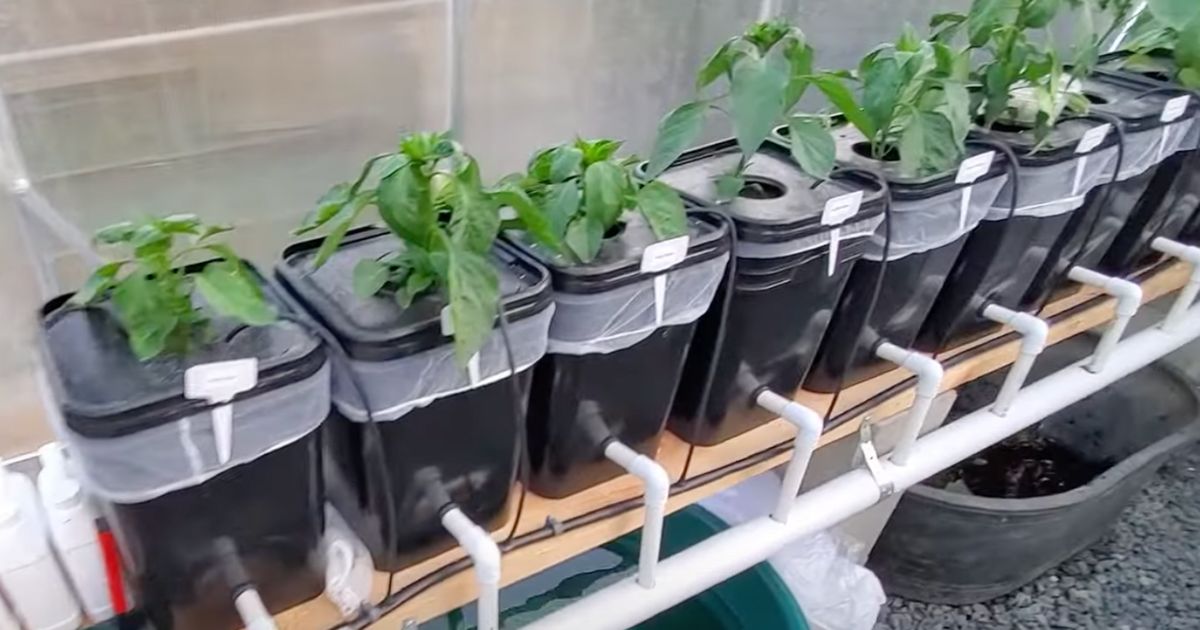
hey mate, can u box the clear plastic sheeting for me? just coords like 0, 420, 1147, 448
735, 214, 884, 260
546, 254, 729, 356
703, 473, 886, 630
54, 363, 330, 504
985, 147, 1120, 220
864, 175, 1008, 262
1103, 119, 1195, 181
1185, 116, 1200, 152
333, 305, 554, 421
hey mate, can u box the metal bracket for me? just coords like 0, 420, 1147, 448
545, 515, 565, 536
857, 423, 894, 496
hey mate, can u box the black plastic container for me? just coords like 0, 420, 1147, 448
506, 211, 729, 495
39, 263, 328, 630
653, 139, 885, 445
804, 126, 1008, 393
1072, 71, 1195, 276
915, 120, 1118, 352
276, 228, 552, 570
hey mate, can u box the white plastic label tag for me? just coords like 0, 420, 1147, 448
956, 151, 995, 184
821, 190, 864, 226
439, 305, 454, 336
184, 359, 258, 466
1162, 95, 1190, 123
641, 235, 689, 273
653, 275, 667, 325
958, 187, 973, 231
467, 353, 482, 386
827, 227, 841, 277
1072, 155, 1089, 196
1076, 123, 1111, 154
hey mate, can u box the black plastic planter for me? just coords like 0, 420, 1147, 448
39, 263, 328, 630
506, 212, 729, 496
276, 229, 553, 571
654, 140, 885, 445
916, 120, 1119, 352
803, 126, 1008, 394
869, 335, 1200, 604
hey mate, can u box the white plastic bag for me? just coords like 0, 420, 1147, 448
702, 473, 885, 630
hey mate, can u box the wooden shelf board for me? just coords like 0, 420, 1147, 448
276, 260, 1190, 629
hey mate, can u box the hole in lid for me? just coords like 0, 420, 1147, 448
738, 176, 786, 199
852, 141, 900, 162
603, 221, 626, 239
1085, 92, 1109, 105
989, 119, 1036, 133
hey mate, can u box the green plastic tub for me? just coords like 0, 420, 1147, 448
427, 506, 808, 629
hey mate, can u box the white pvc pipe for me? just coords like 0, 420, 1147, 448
1068, 266, 1143, 373
1152, 237, 1200, 331
441, 507, 501, 630
234, 588, 277, 630
981, 304, 1049, 416
445, 0, 469, 136
604, 441, 670, 589
525, 303, 1200, 630
874, 342, 945, 466
754, 390, 821, 524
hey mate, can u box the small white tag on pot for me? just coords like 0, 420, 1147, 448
821, 190, 864, 226
1161, 95, 1190, 123
467, 353, 482, 386
653, 274, 667, 326
641, 235, 690, 273
956, 151, 995, 184
827, 227, 841, 277
1076, 123, 1111, 154
184, 359, 258, 466
959, 186, 973, 231
1072, 155, 1089, 196
440, 305, 454, 336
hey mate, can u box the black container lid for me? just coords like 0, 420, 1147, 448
970, 116, 1120, 167
276, 228, 551, 361
1098, 50, 1179, 86
505, 209, 729, 295
651, 138, 886, 245
1080, 70, 1199, 133
821, 123, 1008, 200
40, 261, 326, 439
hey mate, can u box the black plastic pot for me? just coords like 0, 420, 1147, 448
653, 139, 885, 445
1082, 71, 1196, 275
276, 228, 552, 570
869, 335, 1200, 604
916, 121, 1118, 352
39, 263, 328, 630
507, 212, 729, 495
804, 127, 1007, 394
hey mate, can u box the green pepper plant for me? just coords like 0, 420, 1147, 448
808, 27, 974, 177
644, 18, 835, 199
500, 137, 688, 263
296, 131, 524, 364
71, 215, 276, 360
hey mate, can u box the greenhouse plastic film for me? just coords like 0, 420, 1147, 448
985, 146, 1119, 220
865, 175, 1008, 261
546, 253, 729, 356
1103, 119, 1195, 181
57, 363, 330, 504
334, 305, 554, 421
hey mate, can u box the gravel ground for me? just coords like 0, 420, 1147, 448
876, 443, 1200, 630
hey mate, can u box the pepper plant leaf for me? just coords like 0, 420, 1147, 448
646, 101, 709, 179
194, 261, 277, 326
494, 184, 564, 253
811, 75, 876, 140
786, 116, 836, 180
564, 215, 604, 262
445, 245, 499, 365
377, 164, 434, 246
112, 272, 177, 361
71, 260, 126, 305
730, 51, 788, 156
696, 38, 737, 89
352, 258, 390, 297
583, 160, 627, 228
636, 181, 688, 240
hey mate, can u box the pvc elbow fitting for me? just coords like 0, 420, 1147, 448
875, 343, 943, 399
983, 304, 1049, 354
1069, 267, 1143, 317
755, 390, 821, 438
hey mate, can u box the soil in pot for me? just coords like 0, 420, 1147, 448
927, 431, 1113, 499
39, 262, 328, 630
803, 124, 1008, 394
915, 119, 1120, 352
276, 228, 553, 571
507, 211, 729, 496
655, 140, 885, 445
